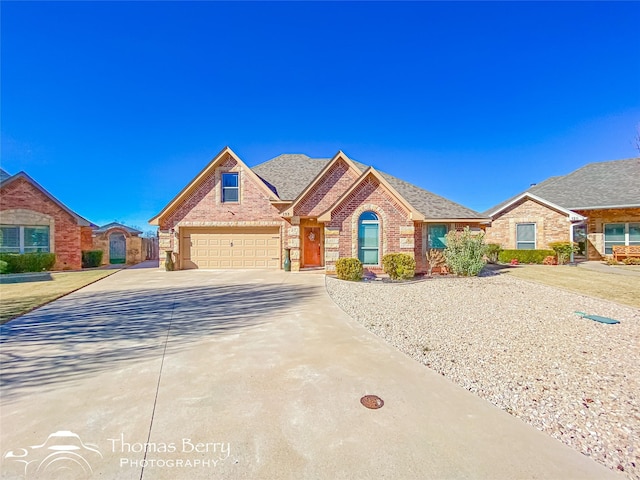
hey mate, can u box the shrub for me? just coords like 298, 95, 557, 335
498, 249, 555, 264
485, 243, 502, 263
605, 257, 619, 265
382, 253, 416, 280
443, 227, 487, 276
542, 255, 558, 265
335, 257, 363, 281
549, 241, 578, 265
82, 250, 104, 268
0, 260, 7, 274
623, 257, 640, 265
0, 253, 56, 273
425, 249, 446, 276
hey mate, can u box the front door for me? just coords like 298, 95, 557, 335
109, 233, 126, 264
303, 227, 321, 267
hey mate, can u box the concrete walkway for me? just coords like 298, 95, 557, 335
0, 269, 621, 479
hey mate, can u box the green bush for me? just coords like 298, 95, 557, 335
0, 253, 56, 273
382, 253, 416, 280
443, 227, 487, 276
485, 243, 502, 263
0, 260, 7, 274
82, 250, 104, 268
623, 257, 640, 265
498, 249, 555, 264
335, 257, 363, 281
549, 241, 578, 264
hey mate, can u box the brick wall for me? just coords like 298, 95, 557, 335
93, 228, 143, 265
324, 176, 414, 273
574, 207, 640, 260
157, 154, 284, 269
484, 198, 570, 250
0, 177, 85, 270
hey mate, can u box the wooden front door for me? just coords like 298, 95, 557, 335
303, 227, 321, 267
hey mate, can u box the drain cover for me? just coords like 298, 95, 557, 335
360, 395, 384, 409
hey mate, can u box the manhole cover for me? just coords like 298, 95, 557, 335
360, 395, 384, 409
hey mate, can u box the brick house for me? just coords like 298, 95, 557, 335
484, 158, 640, 260
0, 170, 94, 270
149, 147, 488, 273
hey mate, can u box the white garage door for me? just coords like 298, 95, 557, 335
181, 227, 281, 269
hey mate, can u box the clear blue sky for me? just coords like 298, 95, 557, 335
2, 1, 639, 232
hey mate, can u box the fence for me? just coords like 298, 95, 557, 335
142, 237, 159, 261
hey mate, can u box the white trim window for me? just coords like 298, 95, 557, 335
221, 172, 239, 203
516, 223, 536, 250
0, 225, 50, 253
604, 222, 640, 254
358, 211, 380, 265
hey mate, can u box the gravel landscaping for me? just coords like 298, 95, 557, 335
326, 273, 640, 479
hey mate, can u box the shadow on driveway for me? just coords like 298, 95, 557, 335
0, 282, 317, 399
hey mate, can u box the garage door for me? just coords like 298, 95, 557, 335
181, 227, 281, 269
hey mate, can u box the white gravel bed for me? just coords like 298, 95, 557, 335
326, 273, 640, 479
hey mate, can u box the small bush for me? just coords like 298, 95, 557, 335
623, 257, 640, 265
0, 253, 56, 273
498, 249, 555, 264
542, 255, 558, 265
443, 227, 487, 276
425, 249, 446, 276
485, 243, 502, 263
382, 253, 416, 280
549, 241, 578, 265
335, 257, 363, 281
82, 250, 104, 268
0, 260, 7, 274
605, 257, 619, 265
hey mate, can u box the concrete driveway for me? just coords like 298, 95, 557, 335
0, 266, 620, 479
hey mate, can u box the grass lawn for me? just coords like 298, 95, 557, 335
0, 270, 118, 324
499, 264, 640, 308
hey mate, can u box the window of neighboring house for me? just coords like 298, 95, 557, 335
428, 224, 448, 249
0, 225, 50, 253
516, 223, 536, 249
605, 222, 640, 254
221, 173, 239, 202
358, 211, 379, 265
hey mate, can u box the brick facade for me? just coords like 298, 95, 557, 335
92, 227, 143, 265
573, 207, 640, 260
484, 197, 570, 250
0, 177, 86, 270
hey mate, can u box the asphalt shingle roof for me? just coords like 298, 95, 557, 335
485, 158, 640, 215
251, 153, 486, 220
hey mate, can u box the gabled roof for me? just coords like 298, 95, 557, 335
0, 171, 92, 226
252, 153, 487, 221
149, 146, 280, 225
0, 168, 11, 182
485, 192, 585, 222
281, 151, 364, 217
94, 222, 143, 235
317, 167, 426, 222
486, 158, 640, 215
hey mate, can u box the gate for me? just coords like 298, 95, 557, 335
109, 233, 126, 264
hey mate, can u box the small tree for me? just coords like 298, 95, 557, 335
425, 249, 446, 276
549, 241, 578, 265
443, 227, 487, 276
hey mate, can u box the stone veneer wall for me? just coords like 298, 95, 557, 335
93, 229, 143, 265
484, 198, 570, 250
573, 207, 640, 260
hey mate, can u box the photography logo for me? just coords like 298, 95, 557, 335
4, 430, 102, 479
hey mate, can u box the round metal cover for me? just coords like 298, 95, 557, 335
360, 395, 384, 409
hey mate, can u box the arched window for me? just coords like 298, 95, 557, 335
358, 211, 379, 265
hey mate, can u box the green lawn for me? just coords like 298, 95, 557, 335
0, 270, 118, 324
499, 264, 640, 308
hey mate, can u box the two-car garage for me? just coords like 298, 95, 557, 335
180, 227, 281, 269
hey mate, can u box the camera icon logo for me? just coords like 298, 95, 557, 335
4, 430, 102, 479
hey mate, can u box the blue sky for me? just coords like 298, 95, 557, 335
2, 1, 639, 232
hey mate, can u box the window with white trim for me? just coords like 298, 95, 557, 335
604, 222, 640, 254
0, 225, 50, 253
221, 173, 239, 203
358, 212, 379, 265
516, 223, 536, 249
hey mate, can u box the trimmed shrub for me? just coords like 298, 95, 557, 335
498, 249, 555, 264
0, 260, 7, 274
549, 241, 578, 265
443, 227, 487, 276
0, 253, 56, 273
82, 250, 104, 268
485, 243, 502, 263
623, 257, 640, 265
382, 253, 416, 280
543, 255, 558, 265
335, 257, 363, 281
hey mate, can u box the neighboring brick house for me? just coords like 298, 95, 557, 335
0, 169, 94, 270
149, 147, 488, 273
484, 158, 640, 260
92, 222, 143, 265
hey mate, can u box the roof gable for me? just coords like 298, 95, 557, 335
94, 222, 143, 235
0, 172, 92, 226
149, 146, 280, 225
486, 192, 585, 221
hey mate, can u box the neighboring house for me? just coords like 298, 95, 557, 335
0, 169, 94, 270
92, 222, 143, 265
149, 147, 488, 273
484, 158, 640, 259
